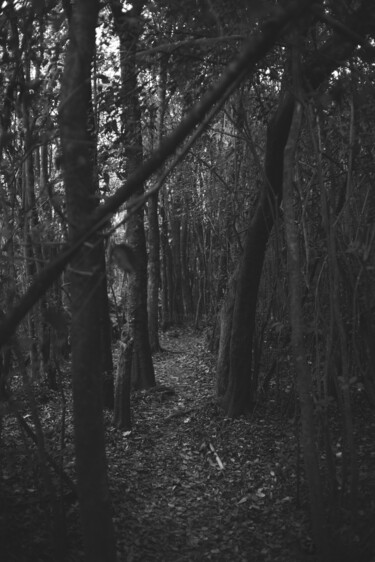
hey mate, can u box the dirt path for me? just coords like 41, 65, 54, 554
2, 326, 374, 561
108, 327, 311, 562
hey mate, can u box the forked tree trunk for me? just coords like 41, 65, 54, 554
218, 3, 371, 416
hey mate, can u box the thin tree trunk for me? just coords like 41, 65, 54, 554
216, 265, 238, 398
113, 335, 133, 430
180, 210, 194, 317
147, 56, 167, 353
111, 0, 155, 390
148, 191, 162, 352
160, 197, 173, 329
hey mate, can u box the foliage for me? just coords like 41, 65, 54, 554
1, 1, 375, 560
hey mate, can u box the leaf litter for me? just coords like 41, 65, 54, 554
108, 327, 316, 562
1, 326, 375, 561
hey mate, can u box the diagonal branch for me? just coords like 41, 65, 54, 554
0, 0, 315, 347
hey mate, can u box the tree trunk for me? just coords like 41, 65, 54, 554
99, 246, 115, 408
180, 210, 194, 317
113, 334, 133, 430
112, 0, 155, 390
160, 198, 174, 330
59, 2, 116, 560
147, 56, 167, 353
88, 62, 114, 409
221, 90, 295, 417
216, 265, 238, 398
283, 99, 329, 561
219, 4, 371, 417
147, 192, 162, 352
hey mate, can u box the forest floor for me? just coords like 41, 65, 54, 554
1, 326, 375, 562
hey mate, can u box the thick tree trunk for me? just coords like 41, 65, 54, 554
59, 2, 116, 561
221, 91, 295, 416
219, 2, 372, 417
283, 99, 329, 561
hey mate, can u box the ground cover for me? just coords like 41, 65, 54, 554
1, 326, 374, 561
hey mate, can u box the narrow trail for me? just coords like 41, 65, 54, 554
2, 327, 374, 561
108, 327, 310, 562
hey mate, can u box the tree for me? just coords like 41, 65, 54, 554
0, 0, 310, 349
147, 53, 168, 352
111, 0, 156, 389
283, 93, 328, 559
218, 0, 375, 417
59, 1, 116, 559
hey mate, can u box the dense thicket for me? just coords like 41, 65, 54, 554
0, 1, 375, 561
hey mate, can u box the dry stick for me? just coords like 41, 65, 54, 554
0, 0, 312, 347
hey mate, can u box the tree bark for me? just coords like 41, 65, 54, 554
113, 335, 133, 430
0, 1, 314, 347
99, 247, 115, 408
221, 90, 294, 417
283, 99, 329, 561
147, 56, 167, 353
180, 209, 194, 317
160, 199, 174, 330
219, 0, 374, 417
147, 192, 162, 352
216, 265, 238, 398
59, 2, 116, 560
111, 0, 155, 390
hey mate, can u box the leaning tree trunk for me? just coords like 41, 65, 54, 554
59, 2, 116, 561
111, 0, 155, 389
219, 4, 372, 417
221, 89, 295, 417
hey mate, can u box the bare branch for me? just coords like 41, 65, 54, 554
0, 0, 314, 347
